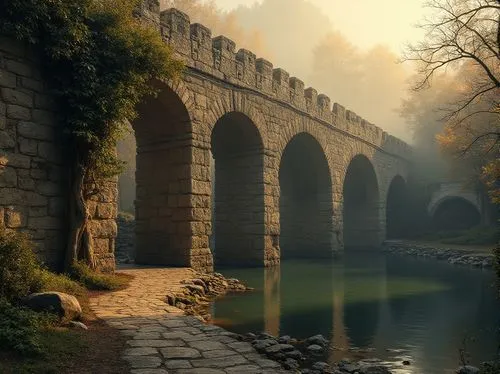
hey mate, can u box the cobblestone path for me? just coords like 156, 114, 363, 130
90, 266, 288, 374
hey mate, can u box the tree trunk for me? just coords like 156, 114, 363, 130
64, 156, 96, 272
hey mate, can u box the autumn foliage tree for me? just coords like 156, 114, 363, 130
403, 0, 500, 204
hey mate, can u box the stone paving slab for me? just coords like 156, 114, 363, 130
90, 266, 289, 373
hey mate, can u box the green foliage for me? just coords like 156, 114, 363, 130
37, 270, 86, 299
0, 0, 183, 181
69, 261, 129, 291
0, 299, 54, 356
0, 230, 43, 302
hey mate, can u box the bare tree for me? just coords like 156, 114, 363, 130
402, 0, 500, 204
403, 0, 499, 122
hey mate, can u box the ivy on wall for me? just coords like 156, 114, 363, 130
0, 0, 183, 269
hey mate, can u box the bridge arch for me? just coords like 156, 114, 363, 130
210, 111, 265, 266
430, 196, 481, 231
386, 175, 408, 239
342, 154, 381, 249
133, 80, 198, 266
279, 132, 333, 258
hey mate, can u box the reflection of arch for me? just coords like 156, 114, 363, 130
134, 81, 198, 266
211, 112, 265, 266
431, 197, 481, 231
279, 132, 333, 258
386, 175, 407, 239
343, 154, 380, 249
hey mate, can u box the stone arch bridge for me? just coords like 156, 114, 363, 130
0, 3, 411, 273
131, 5, 412, 272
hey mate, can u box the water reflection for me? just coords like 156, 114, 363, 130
213, 252, 500, 372
264, 266, 280, 336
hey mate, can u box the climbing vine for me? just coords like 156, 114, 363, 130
0, 0, 183, 270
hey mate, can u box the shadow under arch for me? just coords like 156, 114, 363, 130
431, 196, 481, 231
133, 81, 195, 266
343, 154, 380, 250
211, 111, 265, 267
386, 175, 408, 239
279, 132, 333, 258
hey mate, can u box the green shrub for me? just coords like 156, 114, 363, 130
69, 262, 128, 291
0, 298, 54, 356
37, 270, 86, 298
0, 230, 43, 302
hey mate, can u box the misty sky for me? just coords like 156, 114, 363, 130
160, 0, 437, 141
215, 0, 427, 54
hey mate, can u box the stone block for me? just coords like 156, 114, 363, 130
0, 69, 16, 88
2, 152, 31, 168
5, 59, 32, 76
29, 206, 47, 217
28, 216, 63, 230
37, 181, 61, 196
94, 238, 111, 254
18, 137, 38, 155
89, 219, 117, 238
21, 77, 43, 92
1, 88, 33, 107
96, 203, 116, 219
19, 174, 36, 191
18, 122, 54, 141
32, 109, 56, 126
0, 167, 17, 188
6, 104, 31, 120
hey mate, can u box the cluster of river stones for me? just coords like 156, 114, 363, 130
167, 274, 395, 373
383, 241, 494, 269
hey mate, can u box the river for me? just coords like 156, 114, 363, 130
211, 251, 499, 373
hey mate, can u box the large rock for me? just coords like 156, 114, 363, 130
23, 292, 82, 321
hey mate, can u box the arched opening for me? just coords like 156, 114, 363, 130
343, 155, 380, 249
279, 133, 333, 258
386, 175, 408, 239
130, 82, 196, 266
432, 197, 481, 231
211, 112, 265, 266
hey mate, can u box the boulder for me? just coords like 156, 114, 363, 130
69, 321, 88, 330
283, 358, 299, 370
306, 334, 328, 347
23, 292, 82, 321
306, 344, 324, 355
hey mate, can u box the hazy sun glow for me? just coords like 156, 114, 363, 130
214, 0, 427, 53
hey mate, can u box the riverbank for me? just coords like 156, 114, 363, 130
91, 266, 401, 373
382, 239, 495, 269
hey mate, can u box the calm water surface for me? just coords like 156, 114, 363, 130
212, 252, 499, 374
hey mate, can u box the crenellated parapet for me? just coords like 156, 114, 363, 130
139, 3, 411, 159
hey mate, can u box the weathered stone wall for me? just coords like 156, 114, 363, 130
0, 38, 66, 268
0, 37, 116, 271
